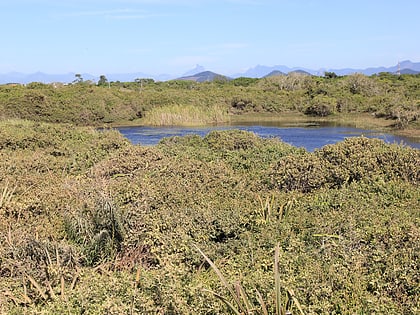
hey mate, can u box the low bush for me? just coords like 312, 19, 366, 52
1, 122, 419, 314
1, 73, 420, 129
270, 137, 419, 192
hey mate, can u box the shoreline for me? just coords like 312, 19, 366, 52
107, 112, 420, 141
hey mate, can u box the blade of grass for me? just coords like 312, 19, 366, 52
0, 181, 16, 208
202, 289, 242, 315
4, 289, 29, 305
70, 268, 80, 291
274, 243, 281, 315
26, 274, 48, 301
287, 289, 305, 315
255, 288, 269, 315
46, 281, 57, 300
235, 281, 256, 313
194, 244, 246, 314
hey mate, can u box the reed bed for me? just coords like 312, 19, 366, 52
141, 104, 230, 126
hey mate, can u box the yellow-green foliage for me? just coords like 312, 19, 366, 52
0, 121, 419, 314
270, 137, 420, 192
1, 73, 419, 128
142, 103, 229, 126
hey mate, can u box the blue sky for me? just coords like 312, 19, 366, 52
1, 0, 419, 76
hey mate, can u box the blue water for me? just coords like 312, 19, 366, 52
116, 124, 420, 152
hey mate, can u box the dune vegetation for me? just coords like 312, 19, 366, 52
1, 72, 419, 134
0, 72, 419, 314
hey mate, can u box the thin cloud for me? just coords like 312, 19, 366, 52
218, 42, 249, 50
107, 13, 166, 20
195, 42, 249, 55
224, 0, 263, 4
126, 47, 153, 54
169, 55, 217, 67
61, 8, 166, 20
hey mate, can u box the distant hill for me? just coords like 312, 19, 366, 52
0, 71, 174, 84
0, 72, 97, 84
289, 70, 312, 76
235, 60, 420, 78
176, 71, 230, 82
235, 64, 317, 78
1, 60, 419, 84
328, 60, 420, 76
400, 68, 420, 75
264, 70, 286, 77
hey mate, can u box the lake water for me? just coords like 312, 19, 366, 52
116, 122, 420, 152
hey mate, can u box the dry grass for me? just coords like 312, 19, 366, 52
140, 104, 230, 126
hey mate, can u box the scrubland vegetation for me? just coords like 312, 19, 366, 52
0, 73, 419, 314
1, 72, 419, 133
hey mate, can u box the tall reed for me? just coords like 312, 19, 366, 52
142, 104, 229, 126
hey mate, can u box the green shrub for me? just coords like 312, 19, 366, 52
64, 195, 125, 265
1, 121, 419, 314
270, 137, 419, 192
304, 95, 337, 117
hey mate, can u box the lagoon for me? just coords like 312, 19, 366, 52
116, 122, 420, 152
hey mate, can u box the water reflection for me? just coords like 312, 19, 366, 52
116, 122, 420, 152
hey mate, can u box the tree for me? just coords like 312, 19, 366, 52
135, 78, 154, 91
98, 75, 109, 87
324, 71, 337, 79
73, 73, 83, 84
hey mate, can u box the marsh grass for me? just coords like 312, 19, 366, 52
255, 195, 296, 225
141, 104, 230, 126
64, 195, 125, 265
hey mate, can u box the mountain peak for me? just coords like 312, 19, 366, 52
182, 64, 206, 77
177, 71, 229, 82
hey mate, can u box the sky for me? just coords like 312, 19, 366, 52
1, 0, 419, 76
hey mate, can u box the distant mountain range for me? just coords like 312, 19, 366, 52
1, 60, 419, 84
177, 71, 230, 82
237, 60, 420, 77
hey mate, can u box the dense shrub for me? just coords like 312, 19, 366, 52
318, 137, 420, 185
269, 137, 419, 192
1, 73, 419, 129
304, 95, 336, 116
1, 122, 419, 314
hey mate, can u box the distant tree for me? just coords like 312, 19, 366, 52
135, 78, 154, 91
73, 73, 83, 84
347, 73, 380, 96
26, 82, 49, 89
305, 95, 336, 117
98, 75, 109, 87
135, 78, 154, 85
231, 77, 259, 87
213, 75, 229, 85
324, 71, 337, 79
